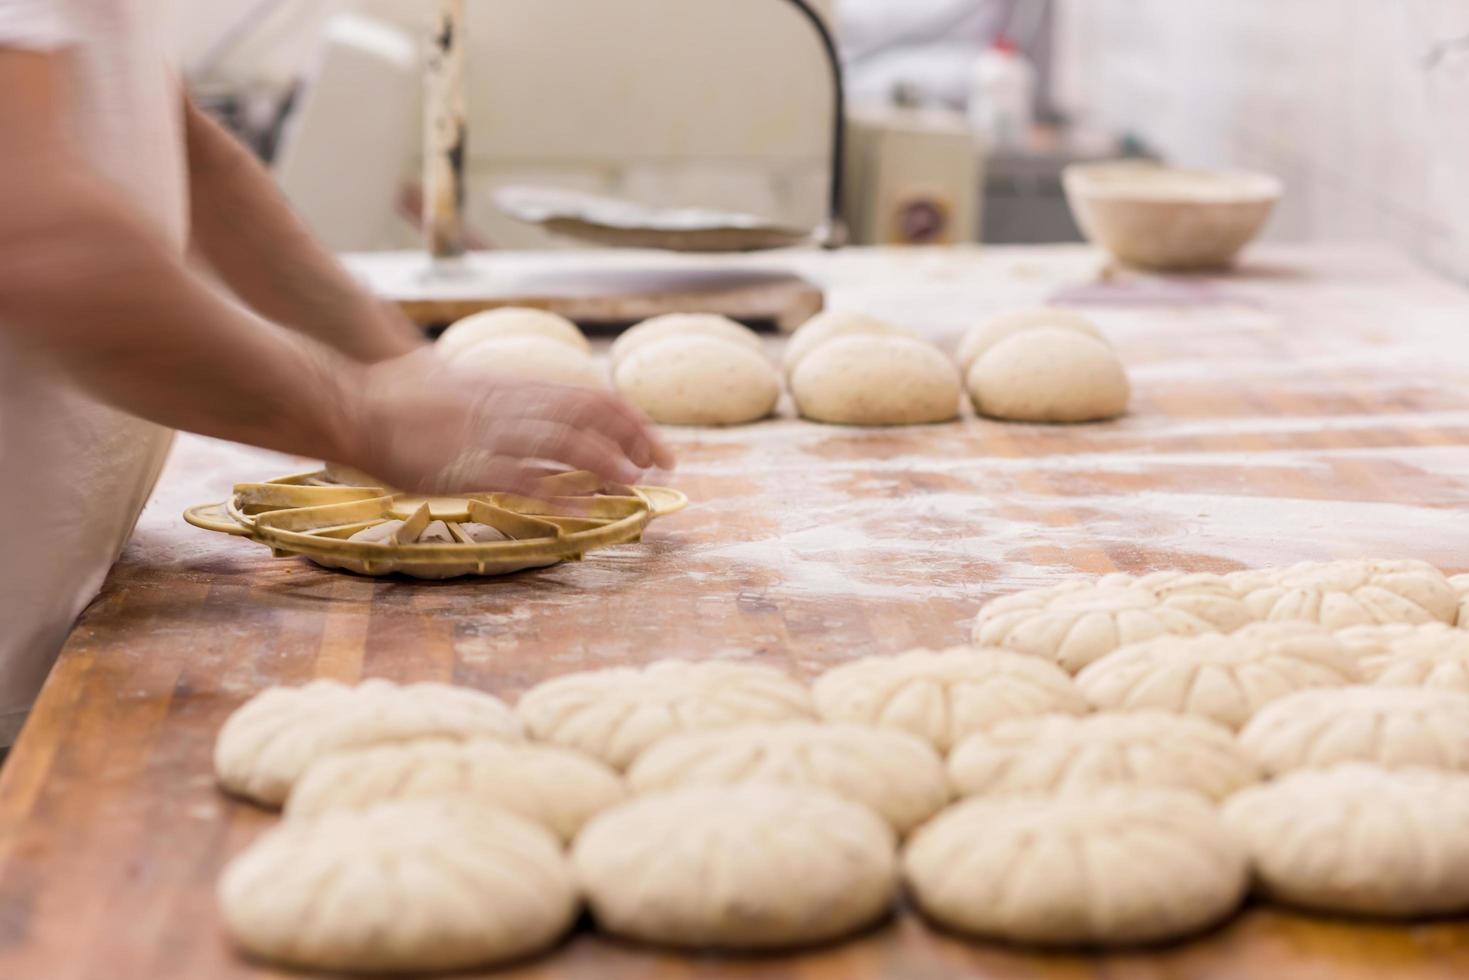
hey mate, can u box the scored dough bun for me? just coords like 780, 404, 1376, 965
947, 710, 1259, 802
284, 737, 626, 841
1337, 622, 1469, 691
973, 570, 1254, 674
1225, 559, 1458, 629
811, 647, 1086, 753
791, 335, 961, 426
214, 679, 522, 807
956, 307, 1106, 374
1075, 622, 1359, 730
451, 335, 605, 388
219, 799, 577, 973
610, 313, 762, 368
626, 721, 948, 835
613, 335, 779, 426
573, 785, 897, 949
1237, 686, 1469, 776
967, 327, 1130, 423
436, 307, 588, 358
782, 310, 910, 379
516, 659, 814, 770
1222, 764, 1469, 916
904, 788, 1248, 945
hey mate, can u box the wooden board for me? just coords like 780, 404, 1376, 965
345, 249, 826, 330
8, 244, 1469, 978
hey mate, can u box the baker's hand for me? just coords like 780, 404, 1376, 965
341, 347, 675, 495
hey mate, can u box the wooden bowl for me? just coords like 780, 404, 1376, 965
1063, 162, 1282, 271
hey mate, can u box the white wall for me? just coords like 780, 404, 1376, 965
1055, 0, 1469, 281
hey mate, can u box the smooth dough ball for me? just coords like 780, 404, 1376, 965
1225, 559, 1457, 629
1238, 686, 1469, 775
948, 710, 1259, 802
219, 799, 577, 973
1222, 764, 1469, 916
956, 307, 1106, 374
811, 647, 1086, 753
791, 335, 961, 426
573, 785, 896, 949
627, 721, 948, 835
973, 570, 1255, 674
904, 788, 1248, 945
436, 307, 588, 358
1075, 622, 1358, 729
214, 679, 521, 806
610, 313, 761, 368
451, 335, 605, 388
1337, 622, 1469, 691
284, 737, 625, 841
967, 327, 1130, 423
613, 335, 779, 426
782, 310, 909, 379
516, 659, 814, 770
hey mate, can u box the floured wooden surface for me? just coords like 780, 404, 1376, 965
6, 244, 1469, 978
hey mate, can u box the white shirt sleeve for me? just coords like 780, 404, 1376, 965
0, 0, 79, 49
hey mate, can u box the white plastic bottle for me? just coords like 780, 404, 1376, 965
968, 35, 1035, 152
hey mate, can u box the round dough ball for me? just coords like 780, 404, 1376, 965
904, 788, 1248, 945
451, 335, 605, 388
973, 570, 1255, 674
1225, 559, 1457, 629
627, 721, 948, 834
791, 335, 961, 426
948, 710, 1259, 802
1337, 622, 1469, 691
516, 659, 814, 770
1075, 622, 1359, 729
214, 679, 521, 806
1222, 764, 1469, 916
219, 799, 577, 973
573, 785, 896, 949
782, 310, 909, 379
1238, 686, 1469, 775
613, 335, 779, 426
811, 646, 1086, 753
967, 327, 1130, 423
610, 313, 761, 368
284, 737, 625, 841
956, 307, 1106, 374
436, 307, 588, 358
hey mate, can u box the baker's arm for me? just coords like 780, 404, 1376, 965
182, 95, 421, 363
0, 50, 672, 492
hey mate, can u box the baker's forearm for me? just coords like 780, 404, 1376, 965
184, 99, 421, 363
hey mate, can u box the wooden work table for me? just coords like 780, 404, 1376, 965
6, 244, 1469, 978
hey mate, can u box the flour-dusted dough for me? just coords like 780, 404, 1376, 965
791, 335, 961, 426
516, 660, 814, 770
782, 310, 910, 379
1226, 559, 1457, 629
1222, 764, 1469, 916
284, 737, 625, 841
955, 307, 1107, 374
973, 571, 1254, 673
627, 721, 948, 834
967, 327, 1130, 423
436, 307, 589, 358
573, 785, 897, 949
811, 647, 1086, 753
610, 313, 762, 368
1337, 622, 1469, 691
451, 335, 605, 388
904, 788, 1248, 945
219, 799, 577, 973
1075, 622, 1358, 729
613, 335, 779, 426
1238, 686, 1469, 775
214, 679, 522, 806
947, 710, 1259, 802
